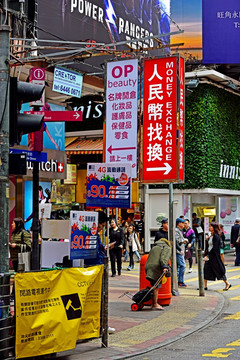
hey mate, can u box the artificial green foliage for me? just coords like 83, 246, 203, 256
179, 84, 240, 190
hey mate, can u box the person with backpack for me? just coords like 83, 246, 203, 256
145, 237, 171, 310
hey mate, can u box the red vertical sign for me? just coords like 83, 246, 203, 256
142, 57, 178, 183
179, 57, 185, 181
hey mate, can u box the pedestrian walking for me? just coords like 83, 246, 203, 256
122, 221, 129, 262
126, 225, 141, 270
145, 237, 171, 310
109, 219, 124, 277
183, 219, 196, 273
203, 222, 231, 291
219, 224, 226, 264
175, 217, 188, 287
230, 217, 240, 266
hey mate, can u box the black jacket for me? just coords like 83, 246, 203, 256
109, 227, 124, 250
154, 228, 168, 242
231, 224, 240, 246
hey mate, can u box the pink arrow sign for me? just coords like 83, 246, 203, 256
107, 145, 136, 154
24, 111, 83, 122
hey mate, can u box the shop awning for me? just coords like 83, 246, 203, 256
65, 138, 103, 155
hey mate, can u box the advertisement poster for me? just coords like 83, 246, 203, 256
15, 266, 103, 359
219, 197, 238, 239
86, 162, 132, 208
24, 181, 51, 231
70, 211, 99, 260
105, 59, 138, 178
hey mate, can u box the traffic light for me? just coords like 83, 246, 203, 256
9, 77, 45, 145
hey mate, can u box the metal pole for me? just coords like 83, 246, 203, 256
31, 162, 40, 270
0, 25, 10, 273
101, 256, 108, 347
169, 183, 179, 296
197, 239, 205, 296
106, 208, 110, 258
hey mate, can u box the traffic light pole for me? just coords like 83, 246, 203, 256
0, 25, 10, 273
31, 161, 40, 270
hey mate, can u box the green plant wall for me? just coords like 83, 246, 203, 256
179, 83, 240, 190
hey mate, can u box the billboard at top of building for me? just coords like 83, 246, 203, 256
37, 0, 170, 74
202, 0, 240, 64
105, 59, 138, 178
142, 55, 185, 184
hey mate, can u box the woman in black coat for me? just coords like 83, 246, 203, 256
203, 222, 231, 291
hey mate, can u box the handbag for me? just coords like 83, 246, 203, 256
236, 228, 240, 244
185, 248, 192, 260
18, 231, 31, 272
18, 244, 31, 271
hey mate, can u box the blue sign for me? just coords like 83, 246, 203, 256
70, 211, 98, 260
203, 0, 240, 64
53, 67, 83, 98
9, 148, 47, 162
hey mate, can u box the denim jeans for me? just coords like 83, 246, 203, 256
134, 250, 141, 261
176, 253, 186, 283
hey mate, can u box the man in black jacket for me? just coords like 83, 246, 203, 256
154, 218, 168, 242
230, 218, 240, 266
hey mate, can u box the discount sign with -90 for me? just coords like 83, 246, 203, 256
86, 163, 132, 209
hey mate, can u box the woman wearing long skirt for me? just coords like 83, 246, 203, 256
203, 222, 231, 291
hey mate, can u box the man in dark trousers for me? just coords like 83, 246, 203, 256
230, 217, 240, 266
145, 237, 171, 310
154, 218, 168, 242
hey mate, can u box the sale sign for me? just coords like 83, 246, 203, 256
142, 56, 184, 183
105, 59, 138, 178
86, 163, 132, 209
70, 211, 98, 260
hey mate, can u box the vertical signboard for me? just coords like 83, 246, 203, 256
179, 56, 185, 182
70, 211, 98, 260
105, 59, 138, 178
86, 162, 132, 209
142, 56, 184, 183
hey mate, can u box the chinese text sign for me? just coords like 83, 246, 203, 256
105, 59, 138, 178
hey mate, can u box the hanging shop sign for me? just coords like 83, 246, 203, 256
53, 66, 83, 98
86, 162, 132, 208
70, 210, 99, 260
141, 55, 185, 184
15, 266, 103, 359
105, 59, 138, 178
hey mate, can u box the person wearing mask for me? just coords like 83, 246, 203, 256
175, 218, 188, 287
203, 222, 231, 291
109, 219, 124, 277
154, 218, 168, 242
126, 225, 141, 271
230, 218, 240, 266
183, 219, 196, 273
145, 237, 171, 310
9, 217, 31, 273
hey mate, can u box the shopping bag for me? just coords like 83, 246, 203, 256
18, 244, 31, 272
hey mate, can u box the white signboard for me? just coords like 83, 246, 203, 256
219, 197, 238, 239
53, 66, 83, 98
105, 59, 138, 178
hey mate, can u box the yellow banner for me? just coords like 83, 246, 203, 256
15, 266, 103, 359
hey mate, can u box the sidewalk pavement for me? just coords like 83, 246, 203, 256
58, 256, 237, 360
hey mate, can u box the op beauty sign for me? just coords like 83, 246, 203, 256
142, 55, 185, 183
105, 59, 138, 178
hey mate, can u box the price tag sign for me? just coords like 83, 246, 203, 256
70, 211, 98, 260
86, 163, 132, 209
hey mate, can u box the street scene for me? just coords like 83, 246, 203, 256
0, 0, 240, 359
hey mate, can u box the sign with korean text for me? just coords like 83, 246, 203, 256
15, 267, 103, 359
105, 59, 138, 178
86, 162, 132, 209
142, 56, 184, 183
70, 211, 98, 260
53, 67, 83, 98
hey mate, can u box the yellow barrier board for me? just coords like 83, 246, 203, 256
15, 266, 103, 359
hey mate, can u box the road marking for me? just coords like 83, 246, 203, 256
230, 295, 240, 301
224, 312, 240, 320
202, 348, 235, 357
218, 284, 240, 293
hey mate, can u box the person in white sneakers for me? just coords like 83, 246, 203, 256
126, 225, 141, 270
